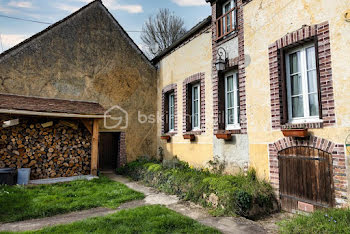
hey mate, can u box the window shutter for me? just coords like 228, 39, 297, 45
314, 38, 323, 119
186, 84, 192, 132
280, 48, 288, 125
218, 74, 226, 130
164, 93, 169, 133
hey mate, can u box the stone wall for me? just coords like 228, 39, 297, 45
0, 1, 157, 163
0, 117, 91, 179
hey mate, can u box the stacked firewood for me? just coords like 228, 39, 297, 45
0, 117, 92, 179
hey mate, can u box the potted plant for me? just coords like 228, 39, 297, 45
215, 133, 232, 140
282, 126, 308, 138
160, 135, 171, 142
183, 134, 195, 141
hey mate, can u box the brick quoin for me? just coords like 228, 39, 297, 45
269, 136, 348, 207
211, 0, 247, 135
182, 72, 206, 134
161, 84, 177, 135
268, 22, 336, 130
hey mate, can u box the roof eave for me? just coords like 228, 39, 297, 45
0, 109, 107, 119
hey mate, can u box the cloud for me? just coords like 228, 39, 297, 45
55, 3, 79, 13
8, 1, 33, 8
172, 0, 206, 6
1, 34, 28, 51
103, 0, 143, 13
0, 5, 17, 14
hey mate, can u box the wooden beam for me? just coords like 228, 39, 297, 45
91, 119, 99, 176
81, 119, 93, 134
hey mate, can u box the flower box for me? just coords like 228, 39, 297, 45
160, 135, 171, 142
183, 134, 195, 141
282, 129, 308, 138
215, 133, 232, 140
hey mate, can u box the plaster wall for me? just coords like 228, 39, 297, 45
0, 2, 157, 162
243, 0, 350, 186
157, 29, 214, 167
219, 37, 239, 59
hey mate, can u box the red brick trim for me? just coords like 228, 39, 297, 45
182, 72, 205, 134
118, 132, 126, 167
161, 84, 178, 135
269, 136, 347, 207
211, 0, 247, 134
281, 122, 323, 129
269, 22, 335, 130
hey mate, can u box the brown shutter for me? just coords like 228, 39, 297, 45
280, 48, 288, 125
186, 84, 192, 132
164, 93, 169, 133
218, 74, 226, 130
314, 37, 323, 119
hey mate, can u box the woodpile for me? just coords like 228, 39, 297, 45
0, 117, 92, 179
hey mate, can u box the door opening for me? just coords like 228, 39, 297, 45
98, 132, 120, 171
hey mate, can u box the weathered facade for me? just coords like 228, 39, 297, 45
0, 0, 157, 178
155, 0, 350, 212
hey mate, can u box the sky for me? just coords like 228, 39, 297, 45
0, 0, 211, 54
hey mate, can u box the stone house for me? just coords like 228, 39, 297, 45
1, 0, 350, 213
0, 0, 157, 178
155, 0, 350, 212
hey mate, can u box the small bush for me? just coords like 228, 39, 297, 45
117, 159, 278, 219
278, 208, 350, 233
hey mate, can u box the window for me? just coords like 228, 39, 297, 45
286, 43, 319, 123
169, 92, 175, 131
225, 71, 240, 129
222, 0, 236, 34
191, 83, 200, 130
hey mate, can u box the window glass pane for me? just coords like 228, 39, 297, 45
291, 74, 302, 95
289, 52, 299, 74
227, 92, 233, 108
227, 76, 233, 92
193, 114, 198, 128
307, 70, 317, 93
292, 96, 304, 118
306, 46, 316, 70
194, 100, 198, 115
309, 93, 319, 116
227, 109, 234, 124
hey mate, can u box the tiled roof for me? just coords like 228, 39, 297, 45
0, 93, 106, 116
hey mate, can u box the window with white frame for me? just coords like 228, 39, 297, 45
222, 0, 236, 34
169, 92, 175, 131
286, 43, 319, 123
191, 83, 200, 130
225, 71, 240, 130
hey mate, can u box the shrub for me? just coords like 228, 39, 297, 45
117, 159, 278, 219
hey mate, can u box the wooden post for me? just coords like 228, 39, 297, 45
91, 119, 99, 176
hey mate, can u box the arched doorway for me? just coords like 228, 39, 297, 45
278, 146, 334, 212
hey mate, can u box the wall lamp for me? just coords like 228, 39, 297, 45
215, 47, 227, 72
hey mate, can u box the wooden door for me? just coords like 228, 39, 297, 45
98, 133, 120, 171
278, 146, 334, 212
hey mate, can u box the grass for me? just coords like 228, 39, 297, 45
10, 205, 220, 234
0, 176, 144, 223
278, 208, 350, 233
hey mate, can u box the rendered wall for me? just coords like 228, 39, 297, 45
157, 28, 214, 167
243, 0, 350, 186
0, 2, 157, 162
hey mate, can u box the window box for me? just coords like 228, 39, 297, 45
183, 134, 195, 141
215, 133, 232, 140
282, 128, 308, 138
160, 135, 171, 142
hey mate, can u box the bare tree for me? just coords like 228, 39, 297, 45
141, 8, 186, 56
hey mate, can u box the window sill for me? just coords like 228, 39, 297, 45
184, 130, 202, 136
164, 131, 177, 136
281, 121, 323, 130
215, 129, 241, 135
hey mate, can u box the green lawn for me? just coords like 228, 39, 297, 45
0, 176, 144, 223
14, 205, 220, 234
278, 208, 350, 233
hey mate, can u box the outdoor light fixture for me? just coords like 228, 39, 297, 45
215, 47, 227, 71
